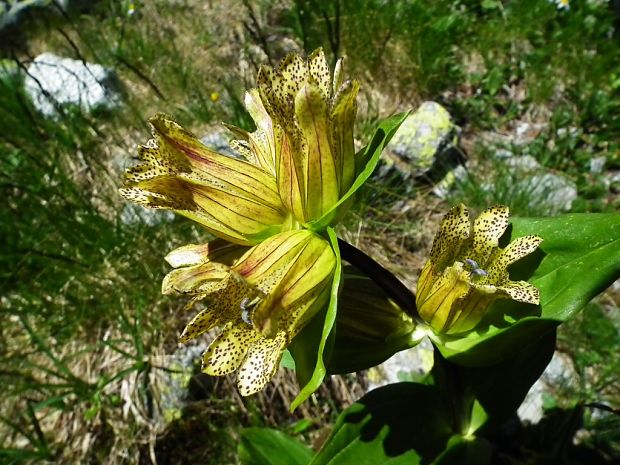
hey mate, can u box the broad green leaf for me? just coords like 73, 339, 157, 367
289, 227, 342, 410
327, 267, 418, 374
306, 112, 410, 232
310, 383, 453, 465
433, 212, 620, 365
431, 331, 555, 434
238, 428, 313, 465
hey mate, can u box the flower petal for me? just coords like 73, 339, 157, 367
430, 204, 471, 270
470, 205, 509, 267
231, 89, 280, 175
120, 114, 286, 245
202, 323, 262, 376
496, 280, 540, 305
253, 233, 336, 337
330, 79, 359, 196
237, 331, 287, 396
487, 235, 543, 283
295, 80, 340, 220
275, 131, 306, 222
417, 262, 471, 333
179, 272, 263, 342
165, 240, 246, 268
308, 48, 331, 99
162, 262, 229, 295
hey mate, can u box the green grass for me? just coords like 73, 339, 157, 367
1, 0, 620, 463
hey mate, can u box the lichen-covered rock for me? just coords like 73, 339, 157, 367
24, 53, 121, 117
376, 101, 464, 194
388, 102, 459, 172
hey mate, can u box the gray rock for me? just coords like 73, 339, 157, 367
432, 165, 469, 199
494, 155, 578, 213
518, 351, 578, 424
366, 338, 434, 391
527, 172, 578, 212
504, 154, 541, 172
24, 53, 121, 117
0, 0, 69, 31
200, 130, 242, 159
589, 156, 606, 174
120, 204, 175, 226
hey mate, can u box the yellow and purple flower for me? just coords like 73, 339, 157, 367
120, 49, 356, 395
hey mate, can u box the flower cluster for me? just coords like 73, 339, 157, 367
120, 49, 358, 395
416, 204, 542, 335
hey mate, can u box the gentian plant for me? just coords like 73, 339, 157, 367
122, 49, 620, 463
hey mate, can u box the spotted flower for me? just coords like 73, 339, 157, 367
416, 204, 542, 335
257, 48, 359, 224
119, 113, 288, 245
162, 230, 336, 395
120, 49, 359, 396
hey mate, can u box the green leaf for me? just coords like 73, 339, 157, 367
238, 428, 313, 465
306, 111, 410, 232
434, 212, 620, 366
310, 383, 453, 465
327, 267, 419, 374
289, 227, 342, 410
431, 331, 556, 434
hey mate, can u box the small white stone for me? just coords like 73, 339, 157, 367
24, 53, 121, 117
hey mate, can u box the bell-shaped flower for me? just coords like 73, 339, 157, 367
162, 230, 337, 395
119, 113, 288, 245
416, 204, 542, 335
257, 48, 359, 224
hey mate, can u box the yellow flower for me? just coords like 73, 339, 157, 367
416, 204, 542, 335
162, 230, 336, 395
119, 49, 359, 396
257, 48, 359, 224
119, 114, 288, 245
210, 91, 220, 102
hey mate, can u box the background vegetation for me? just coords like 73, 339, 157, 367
1, 0, 619, 463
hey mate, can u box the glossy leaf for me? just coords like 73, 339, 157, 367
289, 227, 342, 410
306, 111, 410, 231
309, 383, 453, 465
239, 427, 313, 465
327, 266, 418, 374
433, 212, 620, 365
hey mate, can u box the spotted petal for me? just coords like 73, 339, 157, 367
295, 80, 339, 221
487, 235, 543, 283
429, 204, 471, 270
470, 205, 510, 267
252, 232, 336, 337
237, 331, 287, 396
120, 114, 287, 245
202, 322, 262, 376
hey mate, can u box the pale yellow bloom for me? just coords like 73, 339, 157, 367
257, 48, 359, 224
119, 114, 288, 245
162, 230, 336, 395
416, 205, 542, 334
